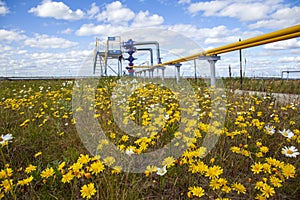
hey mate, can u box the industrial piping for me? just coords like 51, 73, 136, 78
161, 24, 300, 65
133, 41, 162, 64
136, 48, 154, 66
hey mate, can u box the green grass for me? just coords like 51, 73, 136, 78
225, 77, 300, 94
0, 78, 299, 199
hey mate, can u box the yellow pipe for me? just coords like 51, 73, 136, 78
207, 31, 300, 55
132, 66, 153, 68
161, 24, 300, 65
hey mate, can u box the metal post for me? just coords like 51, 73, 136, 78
194, 59, 197, 79
161, 67, 165, 81
175, 63, 182, 84
150, 69, 154, 79
239, 38, 243, 89
209, 60, 216, 86
198, 56, 220, 87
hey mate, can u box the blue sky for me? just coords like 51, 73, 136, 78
1, 0, 300, 78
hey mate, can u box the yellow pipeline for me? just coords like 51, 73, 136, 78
161, 24, 300, 65
208, 31, 300, 55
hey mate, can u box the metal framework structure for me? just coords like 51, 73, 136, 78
93, 37, 123, 76
93, 24, 300, 84
134, 24, 300, 85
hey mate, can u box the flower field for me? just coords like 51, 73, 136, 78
0, 78, 299, 199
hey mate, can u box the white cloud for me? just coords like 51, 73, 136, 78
96, 1, 135, 24
264, 39, 300, 50
75, 23, 128, 37
61, 28, 73, 34
76, 7, 164, 35
219, 3, 269, 21
131, 11, 164, 28
204, 36, 239, 45
187, 0, 285, 22
272, 6, 300, 20
1, 49, 93, 75
168, 24, 199, 38
28, 0, 84, 20
24, 34, 78, 49
178, 0, 191, 4
188, 1, 229, 16
0, 44, 13, 52
168, 24, 234, 42
0, 0, 9, 15
249, 6, 300, 29
278, 56, 300, 63
0, 29, 27, 42
169, 48, 186, 55
87, 2, 99, 18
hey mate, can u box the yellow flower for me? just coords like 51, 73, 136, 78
103, 156, 115, 167
61, 172, 74, 183
221, 185, 231, 193
58, 162, 66, 171
144, 165, 157, 177
69, 162, 83, 174
25, 164, 37, 174
230, 146, 240, 153
269, 176, 282, 188
0, 168, 13, 178
89, 160, 105, 175
80, 183, 96, 199
40, 167, 55, 179
20, 119, 30, 127
188, 186, 205, 197
196, 146, 206, 158
281, 163, 295, 179
232, 182, 246, 194
260, 146, 269, 154
255, 193, 267, 200
111, 166, 122, 174
17, 176, 33, 186
77, 154, 91, 165
241, 149, 250, 157
265, 157, 284, 168
262, 163, 272, 174
256, 152, 263, 157
261, 184, 275, 198
121, 135, 129, 142
189, 160, 208, 174
251, 162, 263, 174
34, 151, 42, 158
209, 178, 222, 190
205, 165, 223, 179
110, 132, 116, 139
1, 179, 13, 193
255, 181, 266, 191
256, 141, 262, 147
162, 156, 175, 168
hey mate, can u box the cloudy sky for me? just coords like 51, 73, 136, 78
1, 0, 300, 78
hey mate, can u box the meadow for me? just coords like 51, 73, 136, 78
0, 77, 299, 199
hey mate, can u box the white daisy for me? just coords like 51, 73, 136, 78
281, 146, 299, 158
279, 129, 294, 139
125, 148, 135, 156
264, 125, 275, 135
156, 166, 167, 176
0, 134, 13, 144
